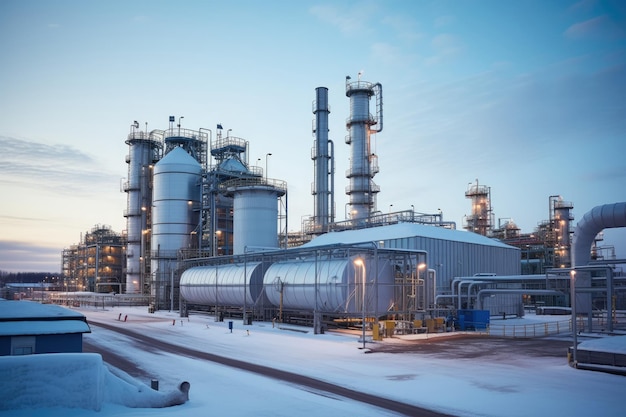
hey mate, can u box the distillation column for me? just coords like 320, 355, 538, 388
124, 127, 161, 294
464, 179, 493, 236
345, 75, 383, 224
312, 87, 334, 232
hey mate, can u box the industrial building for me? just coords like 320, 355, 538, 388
59, 74, 626, 335
61, 225, 125, 293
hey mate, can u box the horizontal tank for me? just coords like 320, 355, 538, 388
263, 256, 395, 314
180, 262, 267, 306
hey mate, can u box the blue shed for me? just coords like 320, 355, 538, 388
0, 300, 91, 356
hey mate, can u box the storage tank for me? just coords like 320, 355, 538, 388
263, 256, 395, 314
223, 178, 286, 255
151, 146, 202, 308
179, 262, 268, 306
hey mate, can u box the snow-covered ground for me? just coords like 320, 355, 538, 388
2, 306, 625, 416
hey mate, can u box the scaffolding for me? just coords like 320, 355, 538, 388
62, 225, 125, 293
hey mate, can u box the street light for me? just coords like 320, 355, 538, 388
353, 257, 366, 350
266, 153, 272, 180
227, 128, 232, 138
570, 269, 578, 366
178, 116, 184, 135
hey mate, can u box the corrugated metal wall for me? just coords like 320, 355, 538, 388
384, 236, 520, 294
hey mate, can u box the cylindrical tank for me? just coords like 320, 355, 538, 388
124, 133, 160, 294
151, 147, 202, 306
231, 185, 283, 255
263, 256, 395, 314
180, 262, 267, 306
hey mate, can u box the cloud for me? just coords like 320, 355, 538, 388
381, 14, 423, 43
0, 240, 62, 273
0, 136, 118, 195
370, 42, 410, 65
434, 15, 455, 28
309, 4, 367, 35
425, 33, 463, 65
564, 15, 625, 40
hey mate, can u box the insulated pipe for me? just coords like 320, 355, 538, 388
458, 280, 487, 310
573, 202, 626, 267
476, 289, 563, 311
572, 202, 625, 317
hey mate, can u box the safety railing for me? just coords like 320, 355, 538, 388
488, 319, 572, 338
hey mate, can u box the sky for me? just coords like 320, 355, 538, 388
2, 304, 625, 416
0, 0, 625, 273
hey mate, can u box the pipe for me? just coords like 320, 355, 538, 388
476, 289, 563, 310
373, 83, 383, 133
458, 280, 486, 310
572, 202, 625, 318
573, 202, 626, 267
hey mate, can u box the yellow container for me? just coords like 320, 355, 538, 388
425, 318, 435, 333
435, 317, 445, 330
413, 319, 422, 329
372, 323, 382, 341
384, 320, 396, 337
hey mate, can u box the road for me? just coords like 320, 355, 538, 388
85, 319, 456, 417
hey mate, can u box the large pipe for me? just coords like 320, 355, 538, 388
573, 202, 626, 267
476, 289, 563, 311
572, 202, 626, 317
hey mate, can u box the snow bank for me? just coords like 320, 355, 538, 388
0, 353, 190, 412
0, 353, 104, 411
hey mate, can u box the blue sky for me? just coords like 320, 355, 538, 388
0, 0, 624, 273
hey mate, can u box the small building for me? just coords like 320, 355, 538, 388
0, 300, 91, 356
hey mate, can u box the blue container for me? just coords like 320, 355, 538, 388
228, 321, 233, 332
458, 310, 490, 331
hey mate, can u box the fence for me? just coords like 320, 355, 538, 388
488, 319, 572, 338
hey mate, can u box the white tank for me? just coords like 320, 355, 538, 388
180, 262, 267, 306
151, 147, 202, 306
263, 256, 395, 314
231, 185, 282, 254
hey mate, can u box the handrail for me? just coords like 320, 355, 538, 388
488, 319, 571, 338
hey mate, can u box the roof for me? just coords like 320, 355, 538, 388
0, 320, 90, 336
302, 223, 517, 250
0, 300, 90, 336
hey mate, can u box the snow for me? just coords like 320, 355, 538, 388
302, 222, 514, 249
1, 306, 625, 416
0, 319, 90, 336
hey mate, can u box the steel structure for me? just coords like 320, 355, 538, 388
344, 74, 383, 225
123, 125, 162, 293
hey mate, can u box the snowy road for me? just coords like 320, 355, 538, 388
86, 319, 454, 417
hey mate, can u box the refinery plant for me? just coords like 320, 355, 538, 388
60, 75, 626, 335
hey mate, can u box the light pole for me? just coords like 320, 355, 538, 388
265, 153, 272, 180
354, 257, 366, 350
178, 116, 184, 135
570, 269, 578, 366
227, 128, 232, 138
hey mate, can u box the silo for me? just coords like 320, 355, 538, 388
263, 256, 394, 314
150, 146, 202, 309
222, 179, 286, 255
345, 75, 383, 223
124, 130, 161, 294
